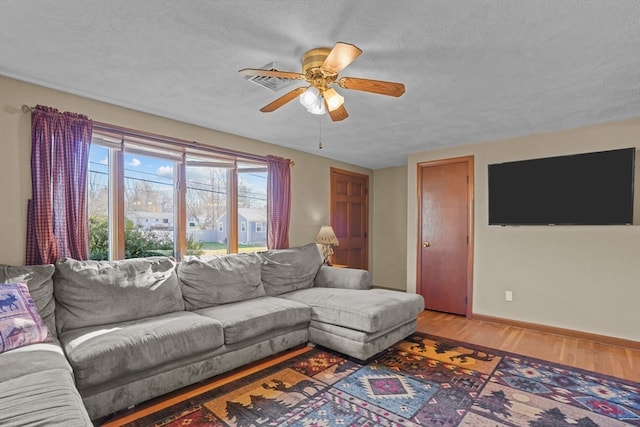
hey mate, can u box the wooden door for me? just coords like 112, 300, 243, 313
331, 168, 368, 269
418, 157, 474, 316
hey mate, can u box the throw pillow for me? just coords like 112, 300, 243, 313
0, 263, 56, 335
0, 283, 51, 353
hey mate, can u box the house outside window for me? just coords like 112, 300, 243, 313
88, 129, 268, 260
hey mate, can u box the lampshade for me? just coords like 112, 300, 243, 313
323, 88, 344, 111
315, 225, 339, 245
300, 87, 319, 108
299, 87, 326, 115
307, 96, 326, 115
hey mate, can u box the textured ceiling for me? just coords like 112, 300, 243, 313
1, 0, 639, 169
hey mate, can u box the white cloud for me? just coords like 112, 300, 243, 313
99, 157, 108, 165
127, 158, 141, 167
157, 165, 174, 177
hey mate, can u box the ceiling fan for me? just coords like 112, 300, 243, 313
239, 42, 405, 122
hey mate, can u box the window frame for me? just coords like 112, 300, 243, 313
89, 124, 268, 260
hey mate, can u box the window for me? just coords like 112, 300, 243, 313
185, 162, 229, 256
124, 152, 174, 258
238, 163, 267, 253
88, 145, 110, 260
88, 128, 268, 260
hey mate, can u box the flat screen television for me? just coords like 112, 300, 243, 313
488, 148, 635, 225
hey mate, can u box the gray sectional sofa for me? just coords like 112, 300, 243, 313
0, 243, 424, 425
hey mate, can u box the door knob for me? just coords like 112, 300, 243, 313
422, 241, 430, 247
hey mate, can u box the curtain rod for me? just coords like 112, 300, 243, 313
21, 104, 294, 166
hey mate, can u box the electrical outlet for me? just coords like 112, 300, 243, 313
505, 290, 513, 301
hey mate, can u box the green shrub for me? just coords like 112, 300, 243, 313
89, 215, 204, 260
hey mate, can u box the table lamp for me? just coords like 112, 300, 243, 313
315, 225, 339, 265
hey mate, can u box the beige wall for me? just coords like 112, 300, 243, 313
371, 165, 408, 290
407, 118, 640, 342
0, 76, 372, 266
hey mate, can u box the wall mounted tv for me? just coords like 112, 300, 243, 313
488, 147, 635, 225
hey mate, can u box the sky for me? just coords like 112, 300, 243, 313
88, 144, 267, 194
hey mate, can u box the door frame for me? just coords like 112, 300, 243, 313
330, 167, 369, 270
417, 156, 474, 317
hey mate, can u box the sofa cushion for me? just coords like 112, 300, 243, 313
54, 257, 184, 332
195, 296, 310, 344
0, 263, 56, 334
0, 368, 92, 426
178, 252, 265, 310
59, 311, 224, 390
0, 341, 70, 383
0, 283, 51, 353
280, 288, 425, 333
259, 243, 323, 296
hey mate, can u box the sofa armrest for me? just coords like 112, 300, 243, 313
314, 265, 372, 290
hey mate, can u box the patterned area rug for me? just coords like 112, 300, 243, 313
120, 333, 640, 426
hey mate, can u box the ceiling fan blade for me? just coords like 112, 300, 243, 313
239, 68, 305, 80
338, 77, 406, 97
321, 42, 362, 74
324, 100, 349, 122
260, 87, 308, 112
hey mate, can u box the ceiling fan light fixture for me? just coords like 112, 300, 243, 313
324, 88, 344, 111
299, 87, 326, 115
307, 96, 326, 115
299, 86, 319, 108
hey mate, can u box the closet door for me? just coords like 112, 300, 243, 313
331, 168, 368, 269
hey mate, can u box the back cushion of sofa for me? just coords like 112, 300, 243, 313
259, 243, 323, 296
178, 253, 265, 310
54, 257, 183, 332
0, 264, 56, 335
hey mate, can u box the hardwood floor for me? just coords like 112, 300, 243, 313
417, 310, 640, 382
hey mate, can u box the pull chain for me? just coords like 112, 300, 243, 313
318, 115, 323, 149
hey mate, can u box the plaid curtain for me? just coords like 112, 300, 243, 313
26, 105, 93, 265
266, 155, 291, 249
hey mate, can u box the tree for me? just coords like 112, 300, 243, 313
225, 400, 257, 427
238, 175, 266, 209
88, 172, 109, 217
529, 407, 598, 427
238, 177, 254, 208
474, 390, 512, 419
529, 407, 570, 427
434, 341, 458, 354
125, 179, 166, 212
249, 394, 289, 421
185, 167, 227, 230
